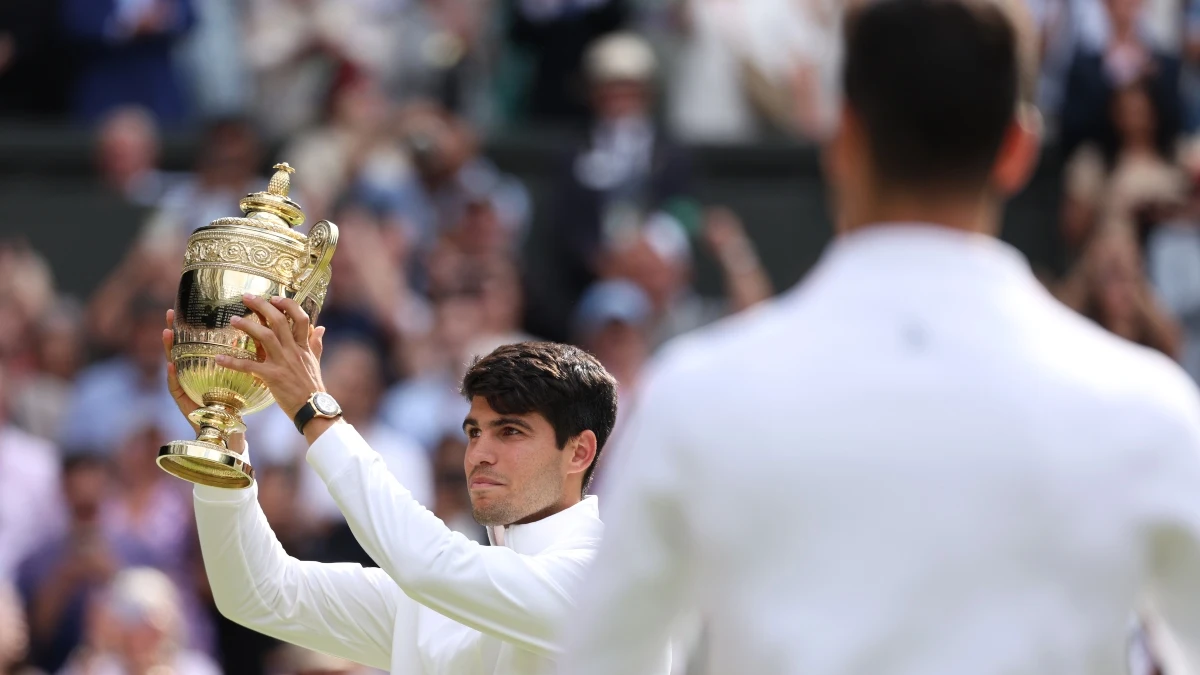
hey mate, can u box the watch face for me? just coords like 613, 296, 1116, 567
313, 393, 339, 416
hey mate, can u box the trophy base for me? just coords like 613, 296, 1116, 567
157, 440, 255, 490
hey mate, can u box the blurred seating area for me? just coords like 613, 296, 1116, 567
3, 0, 1200, 674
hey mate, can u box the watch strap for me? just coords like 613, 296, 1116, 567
293, 399, 318, 435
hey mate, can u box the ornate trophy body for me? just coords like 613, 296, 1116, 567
156, 163, 337, 489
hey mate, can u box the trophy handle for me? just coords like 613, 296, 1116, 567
293, 219, 339, 305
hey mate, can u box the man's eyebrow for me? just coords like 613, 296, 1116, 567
490, 416, 534, 431
462, 418, 477, 431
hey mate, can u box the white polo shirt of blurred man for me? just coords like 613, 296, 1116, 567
561, 1, 1200, 675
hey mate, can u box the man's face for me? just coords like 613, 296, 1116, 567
462, 397, 568, 526
592, 80, 651, 121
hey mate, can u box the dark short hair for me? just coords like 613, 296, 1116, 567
844, 0, 1021, 192
62, 451, 108, 475
460, 342, 618, 493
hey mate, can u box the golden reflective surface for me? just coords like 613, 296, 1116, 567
157, 163, 337, 490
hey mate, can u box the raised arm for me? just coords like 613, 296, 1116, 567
306, 421, 596, 656
215, 294, 600, 656
194, 480, 404, 670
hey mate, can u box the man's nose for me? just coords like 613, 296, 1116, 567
466, 439, 497, 467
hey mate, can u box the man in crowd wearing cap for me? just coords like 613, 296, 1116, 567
561, 1, 1200, 674
165, 297, 670, 674
532, 32, 696, 342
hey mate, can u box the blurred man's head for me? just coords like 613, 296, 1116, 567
103, 568, 183, 670
1106, 0, 1144, 33
572, 279, 653, 384
827, 0, 1040, 233
197, 117, 263, 188
460, 342, 618, 526
397, 104, 474, 184
476, 257, 524, 334
96, 107, 160, 193
37, 299, 84, 380
322, 339, 386, 426
62, 452, 111, 525
114, 419, 166, 488
586, 32, 657, 122
603, 215, 693, 310
1111, 80, 1158, 147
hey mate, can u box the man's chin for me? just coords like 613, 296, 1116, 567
471, 500, 514, 527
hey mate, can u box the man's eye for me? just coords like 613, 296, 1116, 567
467, 428, 481, 439
502, 427, 522, 437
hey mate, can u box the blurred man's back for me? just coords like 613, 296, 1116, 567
561, 2, 1200, 674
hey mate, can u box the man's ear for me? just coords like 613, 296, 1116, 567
991, 103, 1043, 196
566, 430, 598, 478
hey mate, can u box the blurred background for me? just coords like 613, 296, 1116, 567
1, 0, 1199, 673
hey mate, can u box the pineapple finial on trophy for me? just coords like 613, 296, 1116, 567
239, 162, 304, 228
268, 162, 295, 197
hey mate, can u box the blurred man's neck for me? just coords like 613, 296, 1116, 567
841, 188, 999, 237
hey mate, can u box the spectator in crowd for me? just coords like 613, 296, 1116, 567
60, 0, 196, 128
388, 0, 497, 127
10, 299, 85, 443
57, 568, 219, 675
571, 278, 652, 401
0, 361, 65, 584
280, 69, 409, 223
672, 0, 843, 142
540, 32, 694, 341
598, 207, 771, 347
62, 295, 193, 456
0, 242, 56, 368
1059, 0, 1181, 160
103, 419, 211, 656
94, 107, 175, 209
140, 117, 266, 250
1146, 151, 1200, 382
506, 0, 630, 123
1065, 79, 1183, 213
176, 0, 249, 120
16, 451, 155, 674
391, 103, 530, 260
242, 0, 403, 141
380, 284, 480, 451
461, 256, 538, 357
1061, 226, 1181, 358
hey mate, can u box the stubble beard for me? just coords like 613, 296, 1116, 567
471, 470, 563, 527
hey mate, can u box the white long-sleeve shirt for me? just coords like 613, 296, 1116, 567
194, 423, 617, 674
561, 224, 1200, 675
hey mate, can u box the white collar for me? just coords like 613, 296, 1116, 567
818, 222, 1034, 282
485, 496, 603, 554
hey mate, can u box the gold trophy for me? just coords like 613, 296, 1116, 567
156, 163, 338, 489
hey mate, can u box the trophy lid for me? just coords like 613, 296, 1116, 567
239, 163, 305, 228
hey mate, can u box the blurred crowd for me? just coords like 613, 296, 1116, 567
5, 0, 1200, 674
